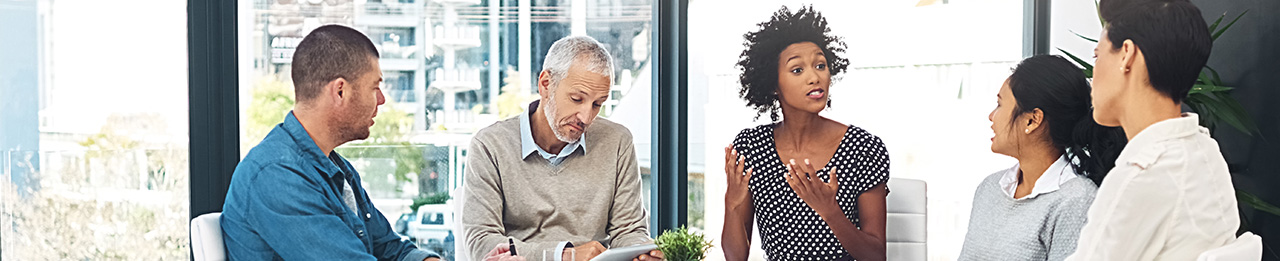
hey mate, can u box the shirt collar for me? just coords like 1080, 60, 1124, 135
1118, 113, 1205, 169
282, 111, 344, 178
519, 101, 586, 163
999, 154, 1078, 200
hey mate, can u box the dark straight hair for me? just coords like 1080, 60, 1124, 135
1100, 0, 1212, 104
1009, 55, 1128, 185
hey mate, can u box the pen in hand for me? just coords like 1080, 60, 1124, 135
509, 237, 517, 256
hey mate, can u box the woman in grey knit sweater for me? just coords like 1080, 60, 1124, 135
958, 55, 1127, 261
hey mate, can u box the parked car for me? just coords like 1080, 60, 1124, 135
407, 204, 454, 243
394, 212, 414, 239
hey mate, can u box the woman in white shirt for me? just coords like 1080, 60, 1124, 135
959, 55, 1127, 261
1067, 0, 1241, 259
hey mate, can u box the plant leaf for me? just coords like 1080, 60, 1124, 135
1207, 12, 1227, 33
1192, 91, 1259, 136
1095, 0, 1105, 27
1239, 190, 1280, 217
1218, 93, 1260, 136
656, 226, 713, 260
1058, 48, 1094, 72
1072, 30, 1099, 43
1190, 84, 1234, 95
1186, 94, 1218, 130
1214, 10, 1249, 41
1206, 66, 1225, 86
1197, 71, 1214, 86
1196, 93, 1228, 132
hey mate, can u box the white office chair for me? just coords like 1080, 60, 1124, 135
1197, 232, 1263, 261
885, 178, 927, 261
190, 212, 227, 261
452, 186, 470, 261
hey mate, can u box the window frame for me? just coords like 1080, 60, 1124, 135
650, 0, 690, 234
188, 0, 239, 222
1024, 0, 1051, 56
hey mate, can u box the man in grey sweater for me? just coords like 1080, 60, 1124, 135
462, 36, 662, 261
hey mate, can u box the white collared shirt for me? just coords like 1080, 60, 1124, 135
999, 155, 1080, 200
1067, 113, 1240, 260
519, 101, 585, 165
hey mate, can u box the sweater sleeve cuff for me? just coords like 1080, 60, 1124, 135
554, 241, 574, 261
400, 248, 441, 261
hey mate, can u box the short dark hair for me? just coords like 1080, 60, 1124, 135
1100, 0, 1211, 104
291, 24, 381, 102
1008, 55, 1127, 185
737, 5, 849, 122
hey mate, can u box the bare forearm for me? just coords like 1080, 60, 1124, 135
819, 210, 885, 261
721, 205, 753, 260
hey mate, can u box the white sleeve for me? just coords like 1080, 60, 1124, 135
1066, 164, 1179, 260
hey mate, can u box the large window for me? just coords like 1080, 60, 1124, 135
1, 0, 190, 259
688, 1, 1025, 260
237, 0, 653, 259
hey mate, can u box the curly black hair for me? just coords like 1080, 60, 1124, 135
737, 5, 849, 122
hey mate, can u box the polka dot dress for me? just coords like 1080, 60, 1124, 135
733, 124, 890, 261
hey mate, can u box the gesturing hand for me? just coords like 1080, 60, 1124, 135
784, 159, 841, 216
724, 146, 754, 211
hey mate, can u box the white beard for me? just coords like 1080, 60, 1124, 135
543, 96, 581, 143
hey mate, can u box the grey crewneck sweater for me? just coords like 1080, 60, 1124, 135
461, 115, 651, 259
959, 170, 1097, 261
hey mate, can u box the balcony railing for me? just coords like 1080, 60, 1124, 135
377, 43, 419, 59
430, 68, 481, 93
361, 2, 424, 17
432, 25, 482, 49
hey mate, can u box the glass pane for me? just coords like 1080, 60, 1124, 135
689, 1, 1023, 260
1, 0, 190, 259
1049, 0, 1102, 68
238, 0, 652, 259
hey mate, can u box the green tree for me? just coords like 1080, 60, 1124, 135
243, 77, 296, 153
495, 69, 539, 119
1, 113, 191, 259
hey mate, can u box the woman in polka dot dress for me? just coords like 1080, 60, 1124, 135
721, 5, 890, 261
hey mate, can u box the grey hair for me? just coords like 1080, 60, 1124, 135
541, 36, 614, 89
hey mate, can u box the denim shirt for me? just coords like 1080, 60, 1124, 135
221, 112, 439, 261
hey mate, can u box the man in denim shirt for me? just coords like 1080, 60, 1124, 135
220, 25, 440, 261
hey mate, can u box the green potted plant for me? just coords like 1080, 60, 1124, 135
655, 226, 713, 261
